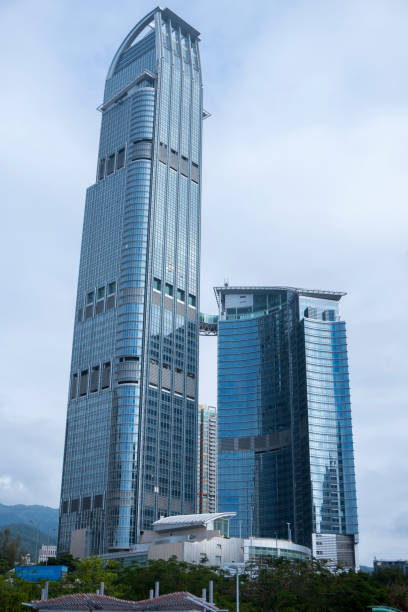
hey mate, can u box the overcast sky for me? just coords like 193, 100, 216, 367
0, 0, 407, 566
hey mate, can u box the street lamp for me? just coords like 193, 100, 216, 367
227, 563, 245, 612
236, 567, 239, 612
29, 520, 40, 564
46, 528, 56, 565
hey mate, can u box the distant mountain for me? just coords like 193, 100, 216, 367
0, 523, 58, 560
359, 565, 374, 574
0, 503, 58, 533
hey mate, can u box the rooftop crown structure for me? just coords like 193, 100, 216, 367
58, 7, 203, 555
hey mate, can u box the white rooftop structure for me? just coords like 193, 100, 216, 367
152, 512, 236, 532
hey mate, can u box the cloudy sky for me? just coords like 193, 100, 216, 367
1, 0, 407, 565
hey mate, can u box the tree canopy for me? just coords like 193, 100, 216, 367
0, 554, 407, 612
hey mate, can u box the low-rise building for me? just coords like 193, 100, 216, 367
100, 513, 311, 569
374, 559, 408, 574
142, 513, 310, 568
38, 544, 57, 564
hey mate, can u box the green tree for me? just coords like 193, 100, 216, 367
71, 556, 119, 594
114, 557, 251, 611
0, 574, 40, 612
0, 528, 27, 571
240, 558, 392, 612
47, 552, 77, 572
1, 553, 408, 612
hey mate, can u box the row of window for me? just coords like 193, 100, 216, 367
153, 277, 196, 306
98, 141, 200, 183
70, 362, 111, 399
98, 147, 126, 180
158, 142, 199, 182
61, 493, 104, 514
78, 282, 117, 322
304, 307, 338, 322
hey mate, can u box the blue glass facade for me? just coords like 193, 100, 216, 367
216, 287, 358, 564
58, 8, 203, 555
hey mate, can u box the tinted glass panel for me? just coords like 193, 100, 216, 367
98, 158, 105, 180
191, 162, 199, 183
117, 147, 126, 169
106, 154, 115, 174
101, 362, 111, 389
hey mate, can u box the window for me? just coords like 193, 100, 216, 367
159, 142, 167, 164
101, 361, 111, 389
108, 281, 116, 295
82, 496, 91, 511
177, 288, 185, 302
106, 153, 115, 175
94, 494, 103, 509
188, 293, 196, 307
79, 370, 89, 396
95, 299, 104, 315
106, 294, 115, 310
98, 158, 105, 180
181, 155, 188, 176
191, 162, 199, 183
170, 148, 178, 170
70, 373, 78, 400
117, 147, 125, 169
70, 498, 79, 513
132, 140, 152, 160
153, 277, 162, 291
87, 291, 95, 304
97, 286, 105, 300
62, 501, 69, 514
90, 365, 100, 393
165, 283, 173, 297
85, 303, 93, 319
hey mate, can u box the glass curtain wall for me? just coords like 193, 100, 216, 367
216, 287, 358, 563
58, 8, 203, 555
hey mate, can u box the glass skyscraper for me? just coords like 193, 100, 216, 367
216, 286, 359, 568
58, 8, 203, 555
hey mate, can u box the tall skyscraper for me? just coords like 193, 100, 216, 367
216, 286, 359, 568
197, 404, 217, 513
58, 8, 203, 555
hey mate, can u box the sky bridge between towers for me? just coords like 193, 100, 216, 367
199, 313, 218, 336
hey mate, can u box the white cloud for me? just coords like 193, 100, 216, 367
0, 475, 25, 499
